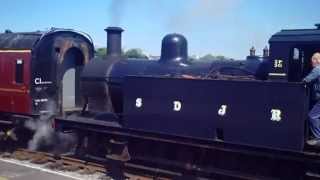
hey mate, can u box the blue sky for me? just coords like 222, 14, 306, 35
0, 0, 319, 59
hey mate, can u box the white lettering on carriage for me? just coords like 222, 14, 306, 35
173, 101, 182, 112
218, 105, 227, 116
271, 109, 282, 122
34, 78, 52, 85
135, 98, 143, 108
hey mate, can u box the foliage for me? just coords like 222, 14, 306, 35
199, 54, 230, 61
94, 48, 230, 62
95, 48, 148, 59
95, 48, 107, 59
124, 48, 148, 59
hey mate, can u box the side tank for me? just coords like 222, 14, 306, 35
81, 27, 268, 115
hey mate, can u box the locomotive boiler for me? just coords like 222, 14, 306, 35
81, 27, 269, 116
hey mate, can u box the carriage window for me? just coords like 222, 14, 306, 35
15, 59, 23, 83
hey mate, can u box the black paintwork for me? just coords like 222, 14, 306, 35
268, 25, 320, 81
159, 33, 188, 64
57, 24, 320, 153
81, 29, 265, 115
122, 76, 308, 152
105, 27, 123, 57
31, 29, 94, 115
269, 29, 320, 42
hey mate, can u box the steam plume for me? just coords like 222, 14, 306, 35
24, 100, 56, 151
24, 100, 76, 153
109, 0, 127, 26
25, 116, 54, 151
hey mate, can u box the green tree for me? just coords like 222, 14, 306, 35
188, 55, 199, 61
200, 54, 216, 61
200, 54, 230, 61
215, 55, 229, 61
95, 48, 107, 59
124, 48, 148, 59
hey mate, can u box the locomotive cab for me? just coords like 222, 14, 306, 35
268, 24, 320, 82
268, 24, 320, 147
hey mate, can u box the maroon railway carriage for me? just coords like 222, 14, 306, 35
0, 28, 94, 129
0, 49, 31, 114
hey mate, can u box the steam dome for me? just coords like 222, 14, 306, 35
160, 33, 188, 64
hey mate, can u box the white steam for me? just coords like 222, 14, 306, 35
24, 116, 55, 151
109, 0, 128, 26
24, 100, 77, 153
24, 100, 56, 151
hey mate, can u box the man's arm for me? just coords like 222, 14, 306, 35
304, 67, 320, 83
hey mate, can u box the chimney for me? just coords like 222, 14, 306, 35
104, 27, 124, 57
250, 46, 256, 57
263, 46, 269, 57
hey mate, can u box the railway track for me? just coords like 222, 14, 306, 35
2, 129, 320, 180
0, 149, 170, 180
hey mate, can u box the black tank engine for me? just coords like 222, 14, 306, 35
57, 23, 320, 151
56, 24, 320, 152
1, 20, 320, 179
54, 24, 320, 180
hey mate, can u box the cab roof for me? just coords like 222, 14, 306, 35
269, 24, 320, 43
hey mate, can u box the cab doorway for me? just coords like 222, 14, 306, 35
62, 68, 76, 109
60, 47, 85, 111
289, 45, 320, 82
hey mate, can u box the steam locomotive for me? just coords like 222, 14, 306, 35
55, 24, 315, 151
1, 23, 320, 178
54, 24, 320, 179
